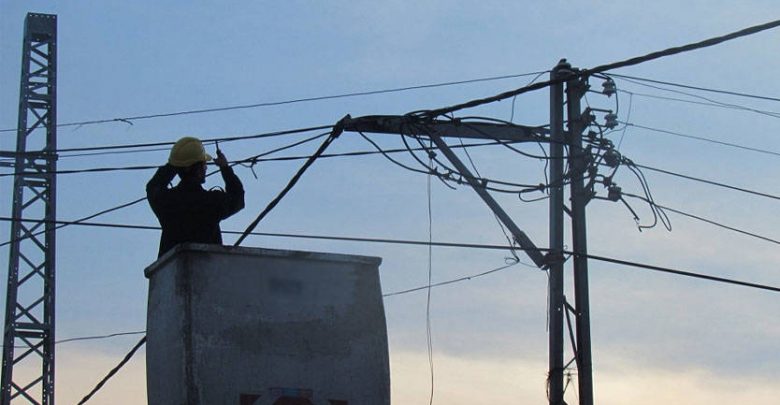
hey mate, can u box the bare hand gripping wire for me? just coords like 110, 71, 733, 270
233, 115, 350, 246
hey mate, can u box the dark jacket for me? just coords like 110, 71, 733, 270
146, 164, 245, 257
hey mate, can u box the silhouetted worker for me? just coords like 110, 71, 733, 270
147, 136, 245, 258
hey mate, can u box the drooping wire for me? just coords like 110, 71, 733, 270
622, 160, 672, 231
358, 127, 545, 194
76, 336, 147, 405
622, 193, 780, 246
509, 71, 548, 123
0, 130, 336, 248
456, 136, 523, 263
616, 93, 634, 150
233, 119, 347, 246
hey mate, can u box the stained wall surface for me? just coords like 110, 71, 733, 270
145, 243, 389, 405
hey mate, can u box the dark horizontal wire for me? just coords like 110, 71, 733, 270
0, 138, 538, 248
610, 73, 780, 103
0, 133, 334, 246
619, 89, 780, 117
632, 162, 780, 201
8, 124, 333, 154
623, 193, 780, 245
621, 121, 780, 158
582, 251, 780, 293
1, 216, 778, 293
0, 72, 547, 133
0, 139, 529, 178
0, 131, 331, 177
383, 261, 521, 297
420, 18, 780, 118
614, 77, 780, 119
56, 331, 146, 345
76, 336, 146, 405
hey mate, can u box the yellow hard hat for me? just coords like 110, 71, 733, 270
168, 136, 212, 167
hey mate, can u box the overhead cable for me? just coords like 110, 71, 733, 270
633, 162, 780, 201
0, 137, 519, 175
618, 90, 780, 118
0, 125, 332, 155
0, 138, 540, 249
609, 73, 780, 103
76, 336, 146, 405
613, 78, 780, 119
1, 216, 779, 294
417, 18, 780, 118
623, 193, 780, 245
56, 331, 146, 345
383, 261, 521, 297
622, 122, 780, 158
0, 72, 547, 133
233, 118, 347, 246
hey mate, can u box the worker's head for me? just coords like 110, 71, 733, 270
169, 136, 211, 183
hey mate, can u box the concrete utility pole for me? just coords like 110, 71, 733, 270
566, 70, 594, 405
343, 59, 598, 405
1, 13, 58, 405
547, 59, 568, 405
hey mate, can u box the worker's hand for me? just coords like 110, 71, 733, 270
214, 150, 229, 168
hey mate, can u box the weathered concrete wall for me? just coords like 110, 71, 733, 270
145, 244, 389, 405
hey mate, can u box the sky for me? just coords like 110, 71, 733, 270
2, 1, 780, 404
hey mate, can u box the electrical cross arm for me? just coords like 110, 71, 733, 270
343, 114, 547, 268
343, 115, 548, 142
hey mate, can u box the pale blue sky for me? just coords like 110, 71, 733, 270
2, 1, 780, 404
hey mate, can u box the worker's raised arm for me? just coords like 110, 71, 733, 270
215, 150, 245, 218
146, 164, 177, 206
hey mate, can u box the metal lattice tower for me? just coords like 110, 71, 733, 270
1, 13, 58, 405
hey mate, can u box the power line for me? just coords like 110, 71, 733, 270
0, 197, 147, 249
0, 137, 537, 181
0, 130, 331, 177
1, 216, 778, 293
617, 90, 780, 118
234, 119, 346, 246
613, 78, 780, 119
0, 124, 333, 156
0, 138, 540, 251
583, 251, 780, 293
609, 73, 780, 103
76, 336, 146, 405
623, 193, 780, 246
56, 331, 146, 345
383, 261, 521, 297
621, 122, 780, 158
0, 72, 547, 133
418, 18, 780, 118
631, 162, 780, 201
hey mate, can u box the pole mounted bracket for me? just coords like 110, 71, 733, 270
542, 251, 567, 270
